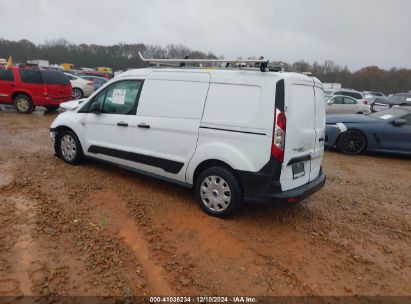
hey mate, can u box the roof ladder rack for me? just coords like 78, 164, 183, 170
138, 52, 270, 72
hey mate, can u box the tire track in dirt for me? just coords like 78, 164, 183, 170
89, 190, 174, 295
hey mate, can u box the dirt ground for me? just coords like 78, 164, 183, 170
0, 108, 410, 299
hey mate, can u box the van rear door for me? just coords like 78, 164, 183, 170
280, 77, 317, 191
310, 79, 325, 181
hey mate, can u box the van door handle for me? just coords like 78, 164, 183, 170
117, 121, 128, 127
319, 137, 325, 142
138, 123, 150, 129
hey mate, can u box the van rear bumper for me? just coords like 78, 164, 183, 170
239, 169, 326, 204
266, 172, 325, 203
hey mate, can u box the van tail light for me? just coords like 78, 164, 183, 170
87, 81, 94, 86
364, 99, 368, 105
271, 109, 286, 163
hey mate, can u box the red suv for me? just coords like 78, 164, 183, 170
0, 66, 72, 113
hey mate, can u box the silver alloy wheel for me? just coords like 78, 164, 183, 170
60, 134, 77, 161
200, 175, 231, 212
16, 97, 30, 112
72, 88, 82, 99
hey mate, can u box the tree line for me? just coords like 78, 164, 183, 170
1, 38, 410, 94
0, 38, 218, 71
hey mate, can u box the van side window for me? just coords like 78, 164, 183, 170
0, 69, 14, 81
102, 81, 142, 114
19, 69, 43, 84
85, 80, 143, 115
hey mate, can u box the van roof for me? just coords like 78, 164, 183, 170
117, 68, 319, 84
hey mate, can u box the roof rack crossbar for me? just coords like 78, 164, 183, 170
138, 52, 270, 72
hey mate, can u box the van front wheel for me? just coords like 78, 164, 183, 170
57, 130, 84, 164
195, 167, 243, 218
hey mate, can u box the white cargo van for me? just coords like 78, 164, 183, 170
50, 58, 326, 217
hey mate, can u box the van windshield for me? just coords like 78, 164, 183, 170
40, 70, 70, 85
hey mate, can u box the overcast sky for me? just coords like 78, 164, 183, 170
1, 0, 410, 70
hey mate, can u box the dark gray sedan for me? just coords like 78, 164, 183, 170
325, 107, 411, 155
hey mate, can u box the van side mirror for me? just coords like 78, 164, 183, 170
327, 100, 333, 105
393, 119, 406, 127
90, 102, 102, 114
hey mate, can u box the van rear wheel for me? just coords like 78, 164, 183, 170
195, 167, 242, 218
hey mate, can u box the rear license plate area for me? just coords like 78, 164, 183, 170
292, 162, 305, 179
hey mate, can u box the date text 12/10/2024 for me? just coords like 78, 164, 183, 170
149, 296, 257, 303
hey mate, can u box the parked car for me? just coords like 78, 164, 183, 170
363, 91, 385, 99
325, 95, 371, 114
325, 107, 411, 155
50, 68, 326, 217
327, 88, 368, 104
64, 72, 94, 99
77, 71, 111, 80
0, 66, 72, 113
79, 75, 108, 90
371, 93, 411, 112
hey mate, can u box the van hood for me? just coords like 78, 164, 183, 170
60, 98, 87, 111
326, 114, 378, 124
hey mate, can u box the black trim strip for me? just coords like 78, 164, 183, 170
87, 155, 192, 189
199, 126, 266, 136
88, 145, 184, 174
287, 154, 311, 166
275, 79, 285, 112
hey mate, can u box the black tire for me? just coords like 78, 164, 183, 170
336, 129, 367, 155
56, 129, 84, 165
195, 167, 243, 218
14, 94, 34, 114
72, 88, 84, 99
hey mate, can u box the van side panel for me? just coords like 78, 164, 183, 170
132, 76, 210, 182
202, 84, 261, 126
137, 79, 207, 119
187, 78, 276, 184
186, 130, 272, 184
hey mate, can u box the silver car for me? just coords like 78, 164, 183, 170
325, 95, 371, 115
326, 88, 368, 105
